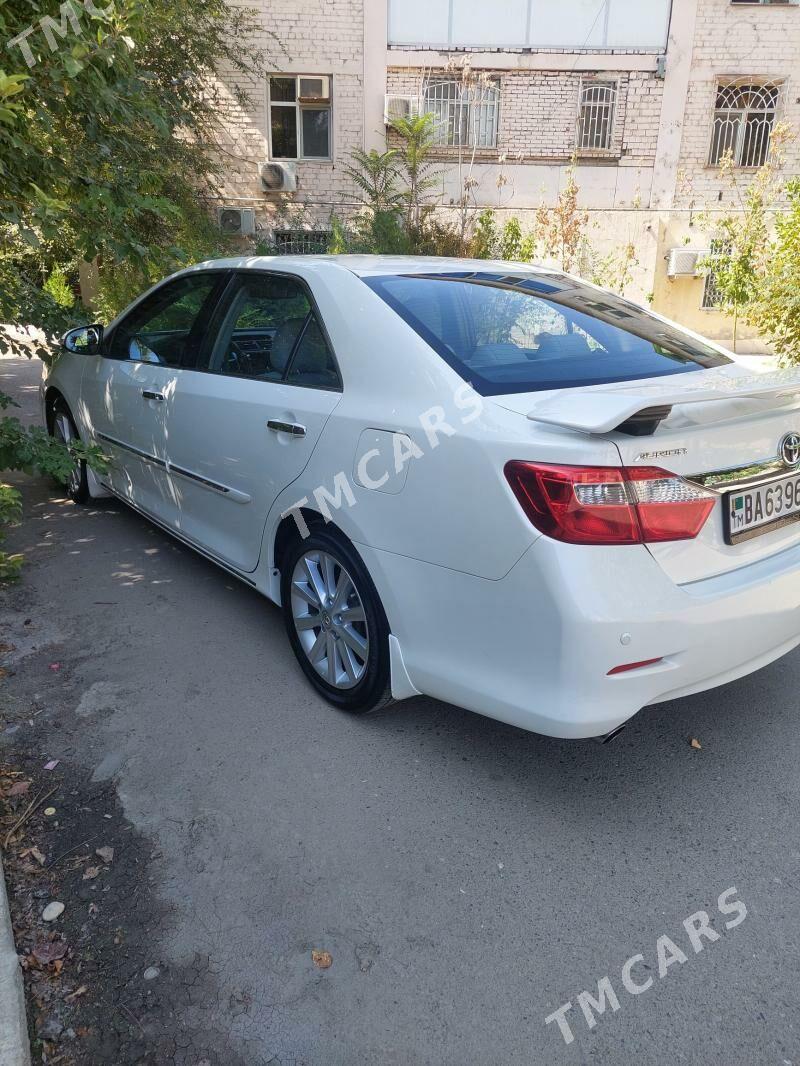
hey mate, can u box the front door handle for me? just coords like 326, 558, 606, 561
141, 390, 164, 402
267, 419, 306, 437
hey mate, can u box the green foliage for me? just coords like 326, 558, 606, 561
589, 243, 639, 295
0, 0, 265, 335
389, 114, 441, 228
471, 210, 498, 259
697, 127, 792, 350
327, 216, 349, 255
0, 484, 23, 581
698, 173, 770, 348
93, 195, 234, 321
0, 406, 108, 579
43, 268, 75, 308
747, 179, 800, 363
498, 217, 523, 261
343, 148, 403, 212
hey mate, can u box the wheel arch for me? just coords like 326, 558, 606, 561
43, 385, 67, 431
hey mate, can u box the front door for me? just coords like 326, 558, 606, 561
164, 270, 342, 572
82, 272, 226, 527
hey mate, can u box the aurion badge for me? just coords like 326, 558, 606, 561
779, 432, 800, 468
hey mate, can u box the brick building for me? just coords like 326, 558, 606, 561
216, 0, 800, 351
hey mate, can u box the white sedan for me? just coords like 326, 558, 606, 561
43, 255, 800, 740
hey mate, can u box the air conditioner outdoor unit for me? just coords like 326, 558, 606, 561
260, 161, 298, 193
298, 75, 330, 102
384, 94, 421, 124
666, 248, 709, 278
218, 207, 256, 236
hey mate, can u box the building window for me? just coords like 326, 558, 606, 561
269, 75, 331, 161
701, 241, 731, 309
273, 230, 331, 255
423, 79, 500, 149
708, 81, 781, 167
577, 80, 618, 151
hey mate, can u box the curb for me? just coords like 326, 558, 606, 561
0, 853, 31, 1066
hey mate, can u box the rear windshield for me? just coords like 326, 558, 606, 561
363, 271, 731, 396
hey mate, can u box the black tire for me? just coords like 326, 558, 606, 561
281, 526, 393, 714
49, 398, 91, 504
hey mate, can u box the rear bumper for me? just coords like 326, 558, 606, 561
358, 537, 800, 739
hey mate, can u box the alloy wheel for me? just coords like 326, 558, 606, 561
290, 549, 370, 689
52, 412, 82, 496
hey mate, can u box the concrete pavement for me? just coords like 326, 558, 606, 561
1, 354, 799, 1064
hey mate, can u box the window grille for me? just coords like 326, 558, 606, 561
577, 81, 618, 150
423, 79, 500, 149
272, 230, 331, 255
709, 82, 781, 167
701, 240, 731, 309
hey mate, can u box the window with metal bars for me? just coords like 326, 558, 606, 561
708, 82, 781, 167
701, 240, 731, 310
272, 230, 331, 255
577, 81, 618, 151
422, 79, 500, 149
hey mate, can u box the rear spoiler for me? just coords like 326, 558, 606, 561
526, 375, 800, 436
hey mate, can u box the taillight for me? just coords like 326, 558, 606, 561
504, 462, 715, 546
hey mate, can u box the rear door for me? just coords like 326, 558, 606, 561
82, 272, 225, 527
164, 269, 342, 572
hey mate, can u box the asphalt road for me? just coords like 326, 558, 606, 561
2, 354, 799, 1065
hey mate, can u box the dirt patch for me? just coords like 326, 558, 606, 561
1, 640, 251, 1066
1, 747, 251, 1066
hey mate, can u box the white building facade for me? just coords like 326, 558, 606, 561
217, 0, 800, 350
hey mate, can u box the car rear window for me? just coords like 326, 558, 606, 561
363, 271, 731, 396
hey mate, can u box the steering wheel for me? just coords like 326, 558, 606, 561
222, 338, 253, 376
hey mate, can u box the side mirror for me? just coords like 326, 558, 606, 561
62, 324, 103, 355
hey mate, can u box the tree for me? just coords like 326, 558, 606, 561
697, 123, 791, 351
533, 167, 589, 273
390, 113, 441, 230
0, 0, 265, 576
0, 0, 266, 330
343, 147, 403, 213
747, 178, 800, 363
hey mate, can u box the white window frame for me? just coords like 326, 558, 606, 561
577, 79, 619, 152
268, 74, 332, 162
708, 80, 782, 168
422, 78, 500, 150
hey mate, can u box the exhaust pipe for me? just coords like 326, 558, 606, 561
593, 724, 626, 745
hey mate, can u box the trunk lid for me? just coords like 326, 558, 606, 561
493, 363, 800, 584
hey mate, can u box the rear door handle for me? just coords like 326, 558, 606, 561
141, 390, 164, 402
267, 420, 306, 437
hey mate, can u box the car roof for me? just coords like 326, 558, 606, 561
186, 254, 560, 280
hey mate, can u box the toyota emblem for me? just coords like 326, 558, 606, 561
779, 432, 800, 468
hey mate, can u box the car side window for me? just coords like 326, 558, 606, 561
107, 274, 220, 367
285, 315, 339, 389
209, 275, 313, 380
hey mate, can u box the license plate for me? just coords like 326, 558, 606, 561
724, 473, 800, 545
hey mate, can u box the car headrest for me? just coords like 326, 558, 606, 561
270, 317, 307, 371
